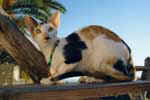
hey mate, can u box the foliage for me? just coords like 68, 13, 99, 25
7, 0, 66, 22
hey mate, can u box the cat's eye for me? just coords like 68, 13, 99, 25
36, 29, 41, 33
48, 27, 53, 32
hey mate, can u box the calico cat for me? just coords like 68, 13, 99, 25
24, 11, 135, 84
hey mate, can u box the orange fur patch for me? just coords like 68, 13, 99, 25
32, 31, 37, 38
79, 25, 121, 42
31, 25, 41, 38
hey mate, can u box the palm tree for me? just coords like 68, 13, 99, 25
2, 0, 16, 9
0, 0, 67, 84
4, 0, 67, 22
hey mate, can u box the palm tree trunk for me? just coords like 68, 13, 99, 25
0, 8, 49, 83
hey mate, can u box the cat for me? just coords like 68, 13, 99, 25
24, 11, 135, 84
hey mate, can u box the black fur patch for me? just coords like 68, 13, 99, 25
65, 33, 81, 42
103, 75, 115, 82
114, 60, 126, 74
113, 59, 133, 76
63, 33, 87, 64
120, 40, 133, 71
121, 40, 131, 54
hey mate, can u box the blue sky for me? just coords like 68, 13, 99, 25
58, 0, 150, 66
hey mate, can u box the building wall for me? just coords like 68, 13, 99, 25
0, 63, 14, 85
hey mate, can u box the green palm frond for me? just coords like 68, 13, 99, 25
11, 4, 49, 21
7, 0, 66, 21
13, 7, 48, 21
44, 0, 66, 13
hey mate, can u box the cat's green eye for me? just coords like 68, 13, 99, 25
36, 29, 41, 33
48, 27, 53, 32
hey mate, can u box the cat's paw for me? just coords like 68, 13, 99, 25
40, 77, 64, 85
40, 78, 55, 85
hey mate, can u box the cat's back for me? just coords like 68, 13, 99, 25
77, 25, 122, 42
76, 25, 132, 70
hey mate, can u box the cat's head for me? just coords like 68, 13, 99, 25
24, 11, 60, 44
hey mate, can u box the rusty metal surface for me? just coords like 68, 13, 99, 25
0, 80, 149, 100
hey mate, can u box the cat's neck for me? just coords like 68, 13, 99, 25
38, 39, 58, 63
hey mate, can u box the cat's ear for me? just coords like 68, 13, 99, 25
24, 16, 38, 33
48, 11, 61, 29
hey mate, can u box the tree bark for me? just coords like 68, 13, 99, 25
0, 44, 4, 50
0, 8, 49, 83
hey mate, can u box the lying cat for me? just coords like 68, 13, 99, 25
24, 11, 135, 84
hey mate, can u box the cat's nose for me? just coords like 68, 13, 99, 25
44, 36, 51, 40
44, 33, 51, 40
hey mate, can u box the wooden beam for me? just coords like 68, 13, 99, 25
135, 66, 150, 71
0, 8, 49, 83
0, 81, 149, 100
